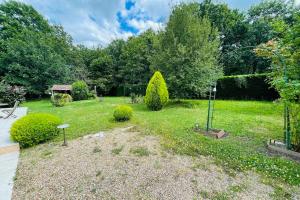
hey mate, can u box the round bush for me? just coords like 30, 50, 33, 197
113, 105, 133, 121
10, 113, 62, 148
144, 71, 169, 111
51, 93, 72, 107
71, 81, 89, 101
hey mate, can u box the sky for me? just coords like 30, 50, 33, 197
1, 0, 299, 47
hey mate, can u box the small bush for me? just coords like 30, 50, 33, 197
51, 93, 72, 107
71, 81, 89, 101
113, 105, 133, 121
88, 92, 97, 99
10, 113, 62, 148
0, 81, 26, 106
144, 71, 169, 111
130, 93, 143, 104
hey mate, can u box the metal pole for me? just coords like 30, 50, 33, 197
206, 86, 212, 132
210, 83, 217, 129
63, 128, 67, 146
279, 53, 291, 150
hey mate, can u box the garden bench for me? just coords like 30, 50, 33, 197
0, 101, 19, 119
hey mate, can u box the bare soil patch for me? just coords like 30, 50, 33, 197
12, 127, 300, 200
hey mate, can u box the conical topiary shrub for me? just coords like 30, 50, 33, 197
144, 71, 169, 111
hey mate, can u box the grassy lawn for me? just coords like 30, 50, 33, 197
22, 97, 300, 185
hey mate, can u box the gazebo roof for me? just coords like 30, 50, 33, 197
51, 85, 72, 91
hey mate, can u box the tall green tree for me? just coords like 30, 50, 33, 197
153, 4, 222, 98
88, 49, 113, 94
106, 39, 126, 89
255, 11, 300, 150
0, 1, 73, 96
119, 30, 158, 93
1, 30, 70, 95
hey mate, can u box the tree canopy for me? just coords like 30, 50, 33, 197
0, 0, 298, 99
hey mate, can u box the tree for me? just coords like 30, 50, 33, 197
0, 1, 73, 96
88, 50, 113, 95
1, 30, 71, 96
106, 39, 126, 89
119, 30, 158, 93
240, 0, 297, 75
71, 80, 89, 101
152, 4, 222, 98
144, 71, 169, 111
255, 12, 300, 151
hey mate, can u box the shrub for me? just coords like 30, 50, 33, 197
51, 93, 72, 107
144, 71, 169, 111
71, 81, 89, 101
0, 81, 26, 106
88, 92, 97, 99
217, 74, 279, 100
130, 93, 143, 104
113, 105, 133, 121
10, 113, 62, 148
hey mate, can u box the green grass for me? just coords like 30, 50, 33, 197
130, 146, 150, 156
111, 145, 124, 155
22, 97, 300, 185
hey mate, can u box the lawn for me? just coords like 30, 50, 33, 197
22, 97, 300, 185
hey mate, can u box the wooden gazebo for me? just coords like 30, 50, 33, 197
51, 85, 72, 95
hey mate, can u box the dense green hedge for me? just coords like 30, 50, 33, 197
217, 74, 279, 100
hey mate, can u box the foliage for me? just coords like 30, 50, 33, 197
0, 1, 73, 96
10, 113, 62, 148
0, 80, 26, 106
113, 105, 133, 121
23, 97, 300, 185
255, 12, 300, 150
119, 30, 157, 87
88, 49, 113, 95
196, 0, 296, 76
51, 93, 72, 107
130, 93, 143, 104
144, 71, 169, 111
71, 81, 89, 101
152, 4, 222, 98
217, 74, 279, 100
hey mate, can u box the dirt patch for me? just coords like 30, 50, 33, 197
12, 127, 299, 200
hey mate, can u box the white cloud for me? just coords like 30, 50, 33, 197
0, 0, 272, 47
12, 0, 133, 47
128, 18, 164, 33
295, 0, 300, 6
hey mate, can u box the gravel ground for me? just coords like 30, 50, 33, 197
12, 127, 300, 200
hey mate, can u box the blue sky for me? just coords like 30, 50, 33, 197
2, 0, 298, 47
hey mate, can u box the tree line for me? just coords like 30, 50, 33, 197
0, 0, 298, 99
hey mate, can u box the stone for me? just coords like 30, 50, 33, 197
216, 130, 226, 139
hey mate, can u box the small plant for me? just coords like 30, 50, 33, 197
51, 93, 72, 107
144, 71, 169, 111
71, 80, 89, 101
10, 113, 62, 148
93, 146, 101, 153
113, 105, 133, 121
111, 145, 124, 155
130, 146, 150, 156
130, 93, 143, 104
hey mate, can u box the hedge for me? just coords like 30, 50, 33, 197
217, 74, 279, 100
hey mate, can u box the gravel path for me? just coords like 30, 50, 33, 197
12, 127, 300, 200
